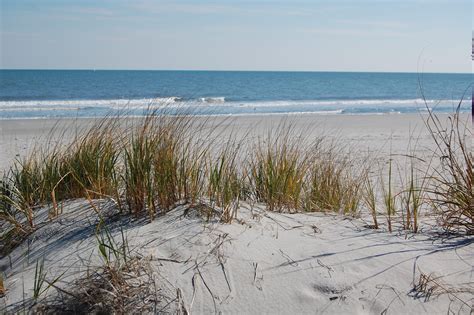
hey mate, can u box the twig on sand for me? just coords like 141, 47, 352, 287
253, 262, 258, 283
158, 288, 189, 314
219, 255, 232, 292
252, 262, 263, 291
153, 256, 190, 264
183, 233, 229, 274
409, 270, 473, 309
190, 273, 197, 311
279, 249, 298, 267
195, 263, 218, 314
263, 213, 304, 231
317, 259, 333, 278
372, 284, 405, 314
43, 280, 80, 300
176, 288, 188, 315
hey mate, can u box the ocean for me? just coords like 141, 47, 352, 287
0, 70, 471, 119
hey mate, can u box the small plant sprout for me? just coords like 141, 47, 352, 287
33, 258, 64, 300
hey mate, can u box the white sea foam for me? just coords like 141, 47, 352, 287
0, 98, 467, 116
233, 98, 448, 108
198, 97, 226, 103
0, 97, 179, 109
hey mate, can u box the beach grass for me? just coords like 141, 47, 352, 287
248, 124, 313, 212
362, 171, 379, 229
305, 152, 363, 215
207, 138, 243, 223
123, 116, 157, 218
381, 157, 396, 233
0, 106, 472, 254
423, 104, 473, 234
63, 118, 121, 200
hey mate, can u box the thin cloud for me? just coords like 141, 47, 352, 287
303, 28, 410, 37
335, 19, 408, 30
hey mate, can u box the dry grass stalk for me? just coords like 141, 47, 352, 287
422, 103, 473, 234
362, 171, 379, 229
410, 271, 473, 309
35, 256, 160, 314
0, 274, 5, 297
381, 158, 396, 232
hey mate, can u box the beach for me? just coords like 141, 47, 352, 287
2, 0, 472, 312
1, 112, 472, 314
0, 113, 456, 172
2, 199, 473, 314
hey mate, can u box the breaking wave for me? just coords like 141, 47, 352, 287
0, 97, 469, 118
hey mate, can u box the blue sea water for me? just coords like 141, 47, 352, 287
0, 70, 471, 119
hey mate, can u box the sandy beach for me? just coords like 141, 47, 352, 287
2, 200, 473, 314
1, 113, 472, 314
1, 113, 460, 172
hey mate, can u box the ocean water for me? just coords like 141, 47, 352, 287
0, 70, 471, 119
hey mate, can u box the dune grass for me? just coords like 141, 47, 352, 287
423, 105, 473, 234
381, 158, 396, 233
0, 105, 472, 248
248, 125, 312, 212
123, 116, 157, 217
362, 171, 379, 229
32, 257, 65, 301
398, 160, 426, 233
306, 152, 363, 215
207, 138, 244, 223
63, 119, 121, 200
0, 174, 35, 234
8, 156, 42, 227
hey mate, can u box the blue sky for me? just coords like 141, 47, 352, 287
0, 0, 471, 72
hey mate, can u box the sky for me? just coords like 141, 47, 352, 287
0, 0, 471, 73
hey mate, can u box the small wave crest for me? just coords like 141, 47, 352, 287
0, 97, 181, 111
0, 98, 468, 118
198, 97, 226, 103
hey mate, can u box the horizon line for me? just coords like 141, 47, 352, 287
0, 68, 471, 75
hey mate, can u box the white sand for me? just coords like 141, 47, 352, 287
1, 200, 473, 314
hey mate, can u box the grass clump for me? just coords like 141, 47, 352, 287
152, 124, 181, 212
0, 174, 35, 234
7, 156, 42, 227
381, 158, 396, 233
154, 116, 208, 211
207, 139, 244, 223
423, 105, 473, 234
362, 171, 379, 229
62, 119, 121, 201
34, 219, 162, 314
399, 161, 426, 233
123, 114, 209, 218
123, 117, 157, 217
36, 256, 160, 314
305, 152, 363, 215
249, 126, 310, 212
